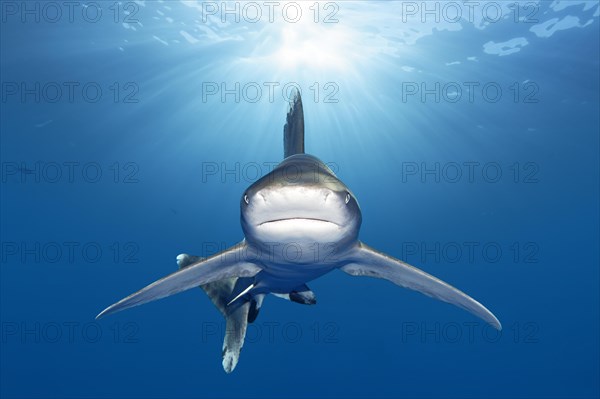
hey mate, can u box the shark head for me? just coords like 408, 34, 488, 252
240, 154, 362, 253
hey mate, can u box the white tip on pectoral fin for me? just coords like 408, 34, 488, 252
340, 242, 502, 330
96, 243, 261, 319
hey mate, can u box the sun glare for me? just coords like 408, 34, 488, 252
275, 25, 350, 71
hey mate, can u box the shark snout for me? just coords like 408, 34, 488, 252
243, 186, 350, 227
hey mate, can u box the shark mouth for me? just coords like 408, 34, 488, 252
258, 218, 340, 228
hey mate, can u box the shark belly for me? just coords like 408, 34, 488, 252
247, 239, 350, 291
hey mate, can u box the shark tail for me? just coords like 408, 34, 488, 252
283, 89, 304, 158
177, 254, 258, 373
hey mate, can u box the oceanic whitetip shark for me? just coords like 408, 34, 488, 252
97, 91, 501, 372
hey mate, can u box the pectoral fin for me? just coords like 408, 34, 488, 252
177, 253, 237, 316
96, 242, 261, 319
340, 242, 501, 330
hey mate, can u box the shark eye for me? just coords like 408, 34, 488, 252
345, 192, 351, 204
243, 194, 249, 205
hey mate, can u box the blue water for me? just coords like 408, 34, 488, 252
1, 1, 599, 398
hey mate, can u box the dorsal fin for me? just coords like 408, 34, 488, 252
283, 89, 304, 158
